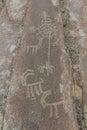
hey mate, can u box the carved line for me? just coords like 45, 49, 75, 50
22, 70, 44, 99
41, 90, 65, 119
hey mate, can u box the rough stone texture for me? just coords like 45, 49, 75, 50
2, 0, 79, 130
0, 0, 28, 129
59, 1, 84, 129
59, 0, 87, 129
79, 1, 87, 128
0, 0, 4, 13
6, 0, 28, 23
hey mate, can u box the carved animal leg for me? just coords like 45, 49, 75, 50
38, 84, 43, 94
27, 87, 31, 98
34, 85, 41, 96
54, 105, 58, 119
49, 105, 58, 119
49, 106, 54, 118
30, 86, 36, 99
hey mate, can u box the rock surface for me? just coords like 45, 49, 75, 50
2, 0, 87, 130
59, 0, 87, 129
0, 0, 28, 129
1, 0, 79, 130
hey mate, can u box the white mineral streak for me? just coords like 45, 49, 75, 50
8, 45, 16, 53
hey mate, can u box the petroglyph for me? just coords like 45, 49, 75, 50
27, 45, 39, 54
26, 78, 44, 99
21, 69, 44, 99
36, 11, 58, 75
41, 90, 65, 119
21, 12, 59, 75
36, 11, 58, 43
21, 69, 35, 87
38, 61, 54, 76
29, 11, 59, 76
1, 0, 80, 129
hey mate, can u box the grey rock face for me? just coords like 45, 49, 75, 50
2, 0, 79, 130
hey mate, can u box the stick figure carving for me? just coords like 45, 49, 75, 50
21, 69, 44, 99
37, 12, 59, 76
41, 90, 65, 119
30, 11, 59, 76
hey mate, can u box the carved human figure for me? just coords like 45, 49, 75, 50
30, 11, 59, 76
